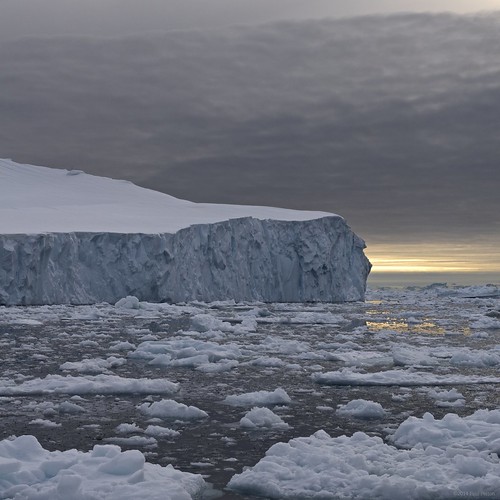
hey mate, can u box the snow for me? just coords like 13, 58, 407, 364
0, 435, 206, 499
223, 388, 291, 406
0, 159, 370, 305
0, 158, 333, 234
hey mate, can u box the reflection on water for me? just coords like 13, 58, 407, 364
366, 319, 446, 335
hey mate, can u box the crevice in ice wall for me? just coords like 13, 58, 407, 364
0, 216, 371, 305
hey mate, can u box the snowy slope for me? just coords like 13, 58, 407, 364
0, 159, 371, 305
0, 159, 333, 234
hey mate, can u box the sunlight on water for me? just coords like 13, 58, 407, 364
366, 319, 446, 334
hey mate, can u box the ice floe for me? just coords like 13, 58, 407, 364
0, 435, 206, 499
138, 400, 208, 420
336, 399, 386, 419
223, 388, 291, 406
229, 410, 500, 498
0, 375, 179, 396
312, 368, 500, 386
240, 407, 290, 430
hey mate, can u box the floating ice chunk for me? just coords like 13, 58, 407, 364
104, 436, 158, 448
115, 296, 141, 309
323, 349, 392, 367
0, 435, 206, 499
7, 319, 43, 326
58, 401, 85, 414
471, 331, 489, 338
454, 285, 500, 298
470, 315, 500, 329
109, 341, 136, 351
228, 429, 500, 499
249, 357, 286, 368
391, 409, 500, 454
29, 418, 61, 428
392, 346, 437, 367
195, 359, 239, 373
144, 425, 180, 438
426, 388, 465, 402
131, 338, 242, 373
115, 423, 142, 434
449, 348, 500, 367
312, 368, 500, 386
114, 423, 180, 439
260, 336, 309, 355
261, 311, 346, 325
60, 356, 127, 374
240, 407, 290, 430
336, 399, 386, 419
223, 388, 291, 406
0, 374, 179, 396
138, 400, 208, 420
190, 314, 234, 332
436, 399, 465, 408
234, 317, 258, 332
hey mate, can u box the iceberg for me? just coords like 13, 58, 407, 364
0, 159, 371, 305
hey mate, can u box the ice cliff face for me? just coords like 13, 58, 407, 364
0, 216, 370, 305
0, 159, 371, 305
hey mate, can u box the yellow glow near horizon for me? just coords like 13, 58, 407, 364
365, 242, 500, 274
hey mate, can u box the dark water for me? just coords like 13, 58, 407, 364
1, 288, 499, 498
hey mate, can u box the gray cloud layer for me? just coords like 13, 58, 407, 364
1, 13, 499, 244
1, 1, 497, 40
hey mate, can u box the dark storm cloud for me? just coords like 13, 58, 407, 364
1, 13, 500, 243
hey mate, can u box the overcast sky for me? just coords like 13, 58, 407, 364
2, 0, 500, 39
1, 1, 499, 274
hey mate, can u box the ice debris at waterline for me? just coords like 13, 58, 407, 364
0, 159, 370, 305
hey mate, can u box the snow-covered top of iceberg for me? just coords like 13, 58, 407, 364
0, 159, 336, 234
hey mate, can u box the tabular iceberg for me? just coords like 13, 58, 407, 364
0, 159, 371, 305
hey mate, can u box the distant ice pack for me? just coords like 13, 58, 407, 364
0, 159, 371, 305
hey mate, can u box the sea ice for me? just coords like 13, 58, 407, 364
336, 399, 386, 419
223, 388, 291, 406
240, 407, 290, 430
59, 356, 127, 374
391, 409, 500, 453
0, 435, 206, 499
228, 422, 500, 498
138, 400, 208, 420
312, 368, 500, 386
0, 374, 179, 396
130, 337, 242, 372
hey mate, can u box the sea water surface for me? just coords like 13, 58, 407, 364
0, 283, 499, 498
